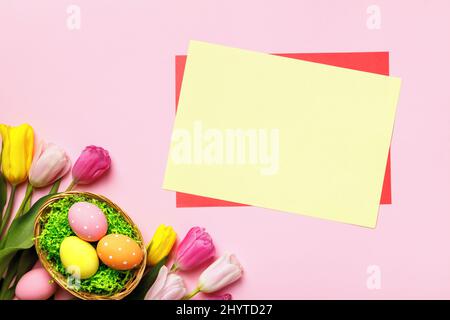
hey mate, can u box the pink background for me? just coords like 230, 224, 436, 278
1, 0, 450, 299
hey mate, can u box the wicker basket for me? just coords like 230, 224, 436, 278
33, 191, 146, 300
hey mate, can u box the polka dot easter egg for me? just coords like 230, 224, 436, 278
97, 234, 144, 271
68, 202, 108, 242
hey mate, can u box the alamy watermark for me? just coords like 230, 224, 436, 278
170, 121, 280, 176
66, 266, 81, 290
366, 5, 381, 30
366, 265, 381, 290
66, 5, 81, 30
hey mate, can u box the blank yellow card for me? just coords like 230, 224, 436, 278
163, 41, 401, 228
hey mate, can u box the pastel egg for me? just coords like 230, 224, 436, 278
60, 236, 99, 279
54, 286, 76, 300
15, 268, 57, 300
97, 234, 143, 271
68, 202, 108, 242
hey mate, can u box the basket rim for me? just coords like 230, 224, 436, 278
33, 191, 147, 300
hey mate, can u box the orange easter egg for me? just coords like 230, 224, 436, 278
97, 234, 143, 271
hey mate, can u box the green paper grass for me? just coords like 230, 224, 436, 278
38, 194, 139, 295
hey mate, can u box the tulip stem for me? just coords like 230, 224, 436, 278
182, 288, 201, 300
24, 193, 31, 212
16, 182, 33, 218
170, 263, 179, 272
0, 185, 17, 237
66, 180, 77, 192
49, 179, 61, 194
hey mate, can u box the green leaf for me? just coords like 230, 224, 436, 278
1, 287, 15, 300
0, 193, 54, 272
0, 248, 38, 300
14, 248, 37, 285
0, 173, 6, 219
0, 252, 20, 299
0, 251, 15, 278
125, 258, 167, 300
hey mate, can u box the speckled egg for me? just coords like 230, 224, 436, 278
60, 236, 99, 279
15, 268, 57, 300
97, 234, 143, 271
68, 201, 108, 242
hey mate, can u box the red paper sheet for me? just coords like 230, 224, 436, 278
175, 52, 392, 207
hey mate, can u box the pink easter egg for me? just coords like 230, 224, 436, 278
15, 268, 57, 300
68, 202, 108, 242
32, 259, 43, 269
54, 286, 76, 300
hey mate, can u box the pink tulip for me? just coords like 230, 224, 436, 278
71, 145, 111, 185
145, 266, 186, 300
173, 227, 215, 271
28, 141, 71, 188
198, 253, 243, 293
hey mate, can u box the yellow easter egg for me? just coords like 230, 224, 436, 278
60, 236, 99, 279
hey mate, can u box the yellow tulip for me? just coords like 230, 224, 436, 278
146, 224, 177, 266
0, 124, 34, 186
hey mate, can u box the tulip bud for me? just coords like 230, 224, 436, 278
198, 253, 243, 293
0, 124, 34, 185
173, 227, 215, 271
71, 145, 111, 185
29, 141, 71, 188
147, 224, 177, 266
145, 266, 186, 300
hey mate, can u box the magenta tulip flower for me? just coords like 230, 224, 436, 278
29, 141, 71, 188
172, 227, 215, 271
70, 145, 111, 188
